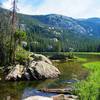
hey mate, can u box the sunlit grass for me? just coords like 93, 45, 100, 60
72, 52, 100, 55
75, 57, 87, 62
75, 62, 100, 100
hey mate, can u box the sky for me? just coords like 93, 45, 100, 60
0, 0, 100, 18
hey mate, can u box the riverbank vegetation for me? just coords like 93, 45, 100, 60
15, 46, 32, 64
75, 62, 100, 100
0, 5, 27, 66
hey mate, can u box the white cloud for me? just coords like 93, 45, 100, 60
2, 0, 100, 18
2, 0, 12, 9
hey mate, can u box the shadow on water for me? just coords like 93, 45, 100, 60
0, 54, 100, 100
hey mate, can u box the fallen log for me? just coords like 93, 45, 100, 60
39, 87, 74, 94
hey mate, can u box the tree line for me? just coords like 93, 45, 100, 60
25, 25, 100, 53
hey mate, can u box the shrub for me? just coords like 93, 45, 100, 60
15, 46, 31, 64
49, 53, 75, 61
67, 53, 75, 59
49, 53, 67, 60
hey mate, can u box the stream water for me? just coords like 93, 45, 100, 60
0, 54, 100, 100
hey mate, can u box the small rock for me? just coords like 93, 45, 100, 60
6, 64, 24, 80
52, 94, 78, 100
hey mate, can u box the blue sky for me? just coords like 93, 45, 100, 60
0, 0, 100, 18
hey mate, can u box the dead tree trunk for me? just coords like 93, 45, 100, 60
10, 0, 18, 63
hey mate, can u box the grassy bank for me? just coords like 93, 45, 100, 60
72, 52, 100, 55
75, 62, 100, 100
37, 52, 100, 55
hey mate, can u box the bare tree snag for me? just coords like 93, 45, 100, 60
10, 0, 18, 63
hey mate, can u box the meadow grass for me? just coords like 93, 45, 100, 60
75, 62, 100, 100
75, 57, 87, 62
38, 52, 100, 57
71, 52, 100, 55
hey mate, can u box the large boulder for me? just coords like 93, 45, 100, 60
28, 61, 60, 79
32, 54, 52, 65
5, 54, 60, 80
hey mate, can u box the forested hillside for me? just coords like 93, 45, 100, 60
18, 14, 100, 52
1, 7, 100, 52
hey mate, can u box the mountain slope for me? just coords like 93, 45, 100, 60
18, 13, 100, 38
1, 7, 100, 52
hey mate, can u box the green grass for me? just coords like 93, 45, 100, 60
71, 52, 100, 55
75, 57, 87, 62
75, 62, 100, 100
38, 52, 100, 57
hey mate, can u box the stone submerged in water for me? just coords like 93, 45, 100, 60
5, 54, 60, 80
23, 94, 78, 100
39, 87, 74, 94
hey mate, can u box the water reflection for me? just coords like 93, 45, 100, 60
0, 54, 100, 100
22, 88, 57, 99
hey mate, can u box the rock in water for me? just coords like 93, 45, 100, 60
28, 61, 60, 79
52, 94, 78, 100
6, 64, 24, 80
23, 96, 53, 100
23, 94, 78, 100
5, 54, 60, 80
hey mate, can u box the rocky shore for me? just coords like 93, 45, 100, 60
5, 53, 60, 80
4, 53, 79, 100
